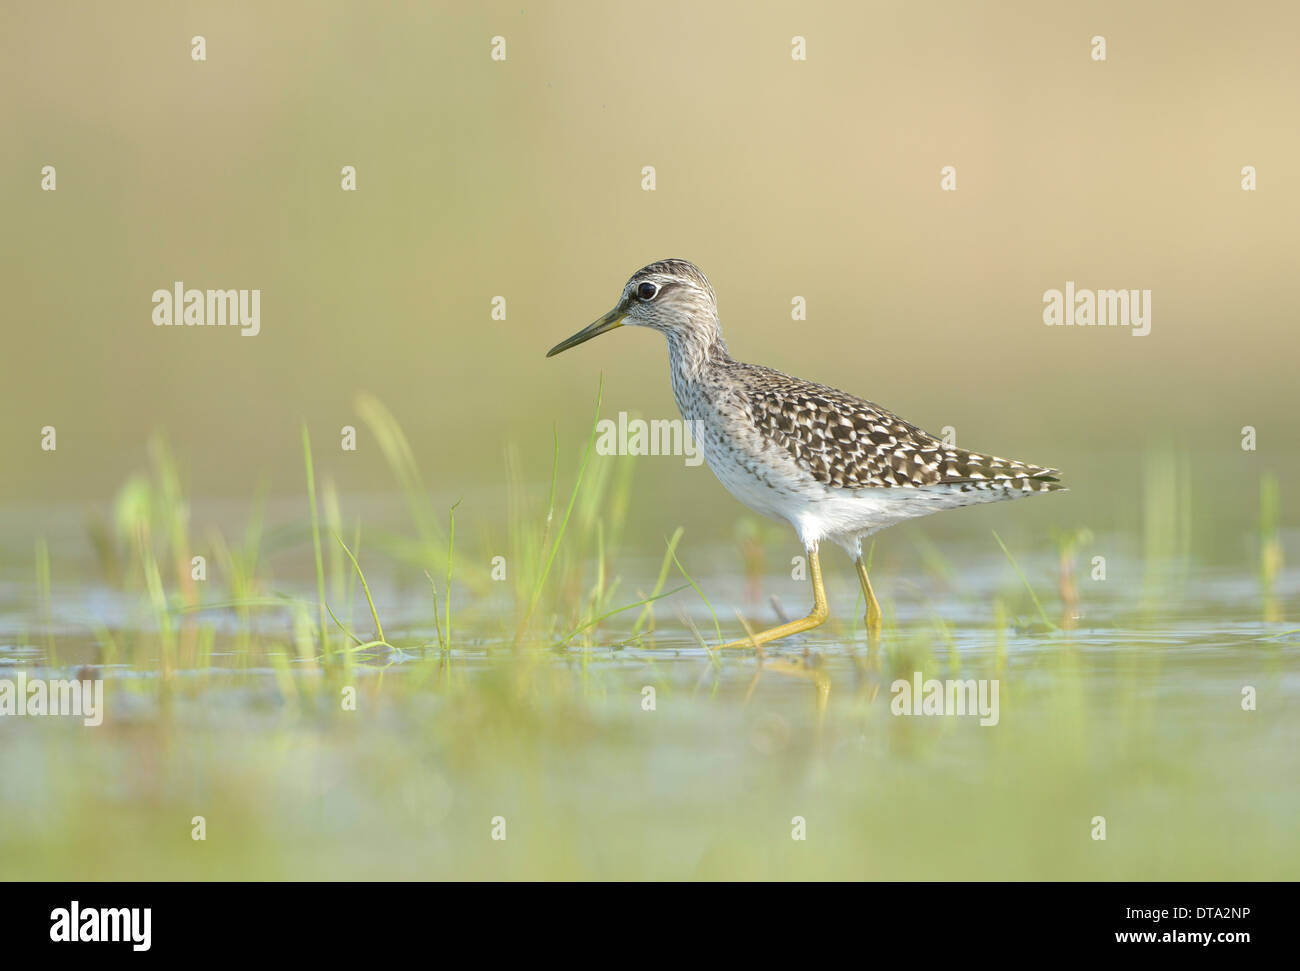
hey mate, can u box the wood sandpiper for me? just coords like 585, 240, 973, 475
547, 259, 1065, 648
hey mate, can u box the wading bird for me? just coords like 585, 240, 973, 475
547, 260, 1063, 648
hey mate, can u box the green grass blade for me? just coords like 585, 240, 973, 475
301, 424, 331, 666
633, 526, 684, 636
333, 531, 384, 645
559, 583, 691, 646
670, 539, 722, 645
514, 373, 605, 645
993, 530, 1058, 631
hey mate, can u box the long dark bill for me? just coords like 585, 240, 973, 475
546, 306, 626, 357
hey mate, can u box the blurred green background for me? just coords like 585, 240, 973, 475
3, 0, 1297, 538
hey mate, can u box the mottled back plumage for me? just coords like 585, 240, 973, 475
737, 362, 1061, 493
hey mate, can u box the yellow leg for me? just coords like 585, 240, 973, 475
717, 547, 829, 650
854, 556, 883, 642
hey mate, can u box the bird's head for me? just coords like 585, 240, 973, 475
546, 259, 719, 358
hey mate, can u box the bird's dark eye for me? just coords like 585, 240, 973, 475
637, 282, 659, 300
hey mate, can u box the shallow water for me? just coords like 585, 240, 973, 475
2, 515, 1296, 881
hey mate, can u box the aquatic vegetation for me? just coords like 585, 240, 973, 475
0, 385, 1294, 881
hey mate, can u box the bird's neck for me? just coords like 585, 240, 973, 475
666, 315, 730, 388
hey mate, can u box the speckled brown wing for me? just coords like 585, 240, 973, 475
738, 365, 1062, 492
